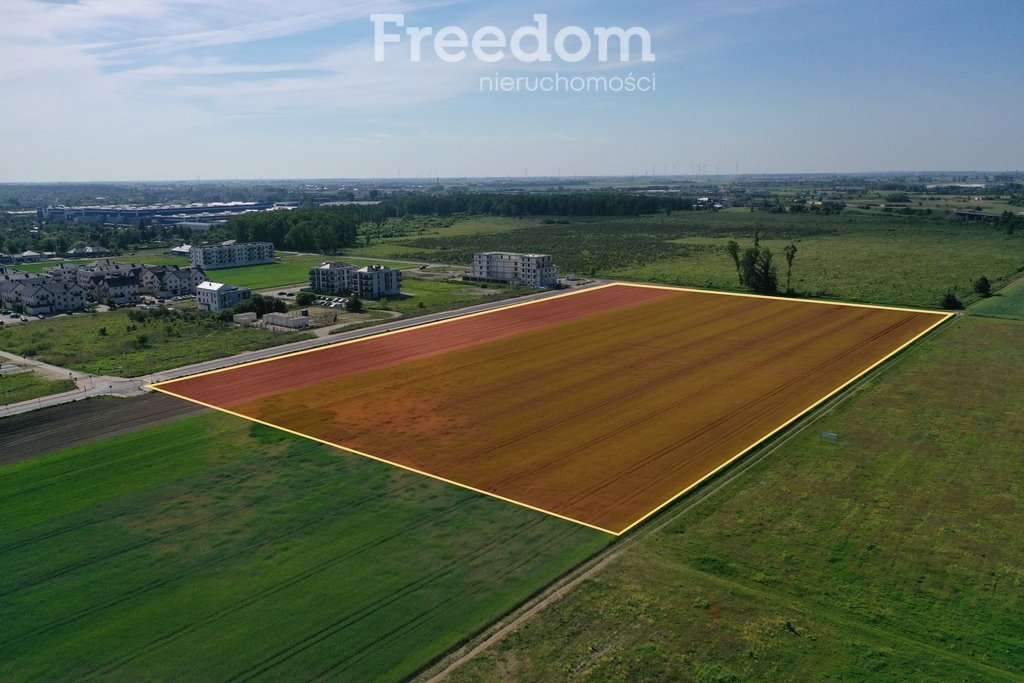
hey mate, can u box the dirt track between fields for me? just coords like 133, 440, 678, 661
0, 393, 207, 465
155, 284, 949, 533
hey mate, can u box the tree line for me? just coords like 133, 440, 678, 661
386, 193, 696, 218
229, 207, 369, 253
726, 231, 799, 296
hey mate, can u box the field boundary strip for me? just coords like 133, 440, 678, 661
149, 283, 953, 536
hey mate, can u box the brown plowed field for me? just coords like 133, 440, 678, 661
154, 284, 949, 533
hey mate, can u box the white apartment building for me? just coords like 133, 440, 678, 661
309, 262, 402, 299
190, 242, 274, 270
469, 252, 558, 288
196, 281, 252, 312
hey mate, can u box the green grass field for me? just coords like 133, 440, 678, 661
0, 413, 609, 681
0, 371, 76, 405
350, 212, 1024, 309
208, 253, 421, 290
0, 310, 312, 376
449, 316, 1024, 681
8, 252, 422, 291
970, 276, 1024, 320
369, 277, 537, 318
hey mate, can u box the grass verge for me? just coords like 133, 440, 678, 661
0, 371, 76, 405
0, 309, 312, 376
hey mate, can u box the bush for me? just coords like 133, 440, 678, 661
344, 297, 363, 313
941, 291, 964, 310
232, 294, 287, 317
295, 292, 317, 306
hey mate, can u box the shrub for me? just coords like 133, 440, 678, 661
941, 291, 964, 310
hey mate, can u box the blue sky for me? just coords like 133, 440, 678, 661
1, 0, 1022, 181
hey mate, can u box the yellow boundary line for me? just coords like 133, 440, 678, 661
149, 282, 953, 536
151, 283, 620, 386
147, 385, 620, 536
614, 308, 953, 535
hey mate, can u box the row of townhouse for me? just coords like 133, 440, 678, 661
45, 259, 206, 305
0, 268, 86, 314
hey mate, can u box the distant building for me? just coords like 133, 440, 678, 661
197, 281, 252, 312
171, 245, 192, 256
190, 242, 274, 270
310, 262, 402, 299
66, 246, 110, 257
18, 251, 42, 263
468, 252, 558, 288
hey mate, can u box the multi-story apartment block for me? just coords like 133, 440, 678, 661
309, 262, 402, 299
190, 242, 274, 270
468, 252, 558, 288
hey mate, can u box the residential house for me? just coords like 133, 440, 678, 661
196, 281, 252, 312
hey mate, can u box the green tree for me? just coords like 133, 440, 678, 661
973, 275, 992, 296
731, 231, 778, 295
345, 297, 363, 313
295, 292, 317, 306
784, 243, 798, 293
725, 240, 741, 284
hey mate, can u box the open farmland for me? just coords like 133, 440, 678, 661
347, 212, 1024, 308
970, 276, 1024, 320
0, 413, 609, 681
154, 284, 949, 534
445, 315, 1024, 682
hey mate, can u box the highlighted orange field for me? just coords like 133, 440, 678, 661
152, 283, 950, 534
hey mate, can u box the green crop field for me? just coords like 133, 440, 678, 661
349, 212, 1024, 309
0, 413, 610, 682
448, 316, 1024, 682
0, 309, 313, 376
970, 276, 1024, 320
0, 371, 76, 405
